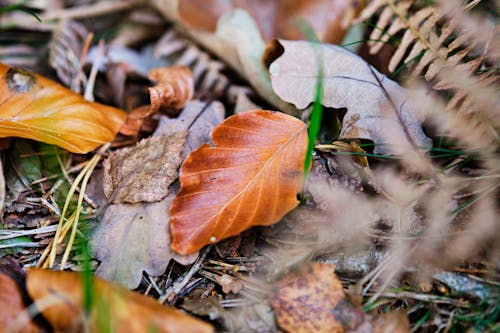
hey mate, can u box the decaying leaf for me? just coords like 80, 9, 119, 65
170, 110, 307, 254
90, 195, 198, 289
148, 66, 194, 115
372, 311, 410, 333
26, 268, 213, 333
0, 160, 5, 216
0, 63, 126, 154
176, 0, 364, 44
215, 274, 243, 294
270, 263, 365, 333
149, 3, 300, 117
103, 131, 187, 203
0, 273, 39, 333
264, 39, 431, 155
154, 100, 225, 158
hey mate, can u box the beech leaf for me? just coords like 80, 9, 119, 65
177, 0, 364, 44
0, 63, 126, 154
148, 66, 194, 115
103, 131, 187, 204
26, 268, 213, 333
148, 4, 300, 117
270, 263, 365, 333
154, 100, 225, 158
90, 195, 198, 289
170, 110, 307, 254
0, 273, 39, 333
265, 39, 432, 155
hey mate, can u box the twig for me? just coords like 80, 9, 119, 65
159, 246, 211, 304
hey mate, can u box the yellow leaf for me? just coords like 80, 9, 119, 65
0, 63, 126, 153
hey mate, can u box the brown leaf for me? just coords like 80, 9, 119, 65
119, 105, 155, 137
176, 0, 364, 44
90, 195, 198, 289
103, 131, 186, 203
372, 311, 410, 333
153, 100, 225, 158
270, 263, 347, 333
26, 268, 213, 333
148, 66, 194, 115
0, 63, 126, 154
148, 4, 300, 117
170, 110, 307, 254
264, 39, 431, 155
0, 273, 40, 333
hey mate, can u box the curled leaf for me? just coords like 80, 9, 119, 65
148, 66, 194, 115
170, 110, 307, 254
264, 39, 431, 155
26, 268, 213, 333
0, 63, 126, 154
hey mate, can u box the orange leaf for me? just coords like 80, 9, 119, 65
0, 273, 39, 333
270, 263, 366, 333
26, 268, 213, 333
170, 110, 307, 254
148, 66, 194, 115
0, 63, 126, 154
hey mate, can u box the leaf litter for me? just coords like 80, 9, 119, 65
0, 1, 498, 332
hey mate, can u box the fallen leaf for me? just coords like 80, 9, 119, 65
0, 273, 40, 333
215, 274, 243, 294
148, 66, 194, 115
372, 311, 410, 333
270, 263, 365, 333
149, 3, 300, 117
264, 39, 432, 155
0, 63, 126, 154
0, 160, 5, 216
176, 0, 364, 44
153, 100, 225, 158
170, 110, 307, 254
119, 105, 153, 136
26, 268, 213, 333
90, 195, 198, 289
103, 131, 186, 203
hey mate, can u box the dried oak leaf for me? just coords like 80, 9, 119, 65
0, 63, 126, 154
26, 268, 213, 333
148, 66, 194, 115
154, 100, 225, 158
264, 39, 431, 155
103, 131, 186, 203
170, 110, 307, 254
90, 194, 198, 289
270, 263, 352, 333
0, 273, 40, 333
